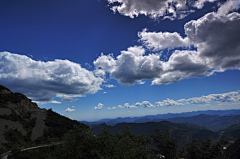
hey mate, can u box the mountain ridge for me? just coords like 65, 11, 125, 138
82, 109, 240, 130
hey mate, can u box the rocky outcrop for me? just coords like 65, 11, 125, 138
0, 85, 86, 153
0, 119, 27, 143
31, 110, 47, 141
0, 85, 47, 144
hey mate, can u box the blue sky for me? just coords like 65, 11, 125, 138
1, 0, 240, 121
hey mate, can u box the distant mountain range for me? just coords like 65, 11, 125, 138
81, 109, 240, 131
86, 108, 240, 148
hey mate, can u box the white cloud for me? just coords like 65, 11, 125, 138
156, 98, 183, 107
103, 92, 107, 94
135, 102, 142, 106
107, 0, 218, 20
124, 103, 137, 108
94, 69, 106, 77
106, 91, 240, 110
50, 100, 62, 104
95, 5, 240, 86
181, 91, 240, 104
152, 11, 240, 84
138, 28, 189, 51
193, 0, 216, 9
137, 80, 145, 85
94, 103, 104, 110
72, 106, 75, 108
184, 12, 240, 72
94, 46, 163, 86
152, 50, 211, 85
64, 107, 76, 112
118, 105, 124, 108
141, 101, 155, 108
217, 0, 240, 15
108, 0, 180, 19
104, 84, 116, 88
0, 52, 104, 103
94, 53, 116, 77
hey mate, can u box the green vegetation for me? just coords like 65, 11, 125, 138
0, 111, 36, 132
9, 145, 60, 159
44, 109, 88, 139
0, 147, 6, 155
223, 137, 240, 159
0, 92, 31, 106
8, 125, 231, 159
179, 138, 228, 159
151, 128, 181, 158
3, 129, 33, 151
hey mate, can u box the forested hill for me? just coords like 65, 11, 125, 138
92, 121, 240, 146
0, 85, 88, 155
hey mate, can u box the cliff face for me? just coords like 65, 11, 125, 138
0, 85, 47, 148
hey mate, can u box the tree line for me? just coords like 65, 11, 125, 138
9, 124, 235, 159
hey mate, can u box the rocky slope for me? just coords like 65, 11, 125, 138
0, 85, 47, 144
0, 85, 86, 153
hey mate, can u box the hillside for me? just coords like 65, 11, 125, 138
92, 120, 240, 148
92, 121, 221, 146
0, 85, 87, 154
223, 137, 240, 159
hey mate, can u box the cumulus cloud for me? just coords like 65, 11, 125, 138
124, 103, 137, 108
94, 53, 116, 77
94, 103, 104, 110
94, 46, 163, 86
107, 91, 240, 110
217, 0, 240, 15
95, 2, 240, 86
118, 105, 124, 108
153, 11, 240, 84
141, 101, 155, 108
138, 28, 189, 51
180, 91, 240, 104
107, 0, 217, 20
152, 50, 211, 85
135, 102, 142, 106
193, 0, 216, 9
156, 98, 183, 107
185, 12, 240, 70
64, 107, 76, 112
0, 52, 103, 103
